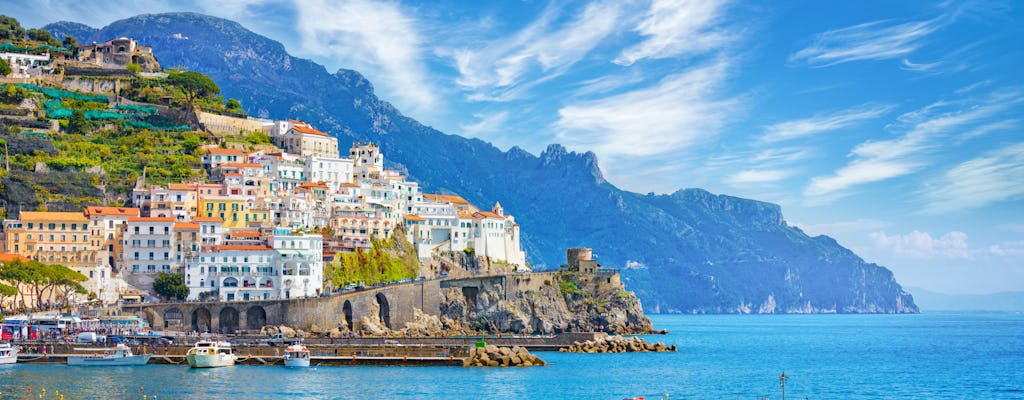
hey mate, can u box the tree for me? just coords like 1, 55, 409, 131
62, 35, 77, 50
126, 63, 142, 75
0, 59, 10, 77
26, 28, 52, 43
165, 71, 220, 113
0, 15, 24, 40
153, 272, 188, 301
226, 98, 241, 110
0, 259, 86, 309
68, 109, 89, 134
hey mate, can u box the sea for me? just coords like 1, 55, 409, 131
1, 312, 1022, 399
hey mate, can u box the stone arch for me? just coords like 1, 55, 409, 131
246, 305, 266, 330
192, 307, 212, 333
219, 307, 240, 334
139, 308, 159, 329
376, 293, 391, 329
163, 307, 183, 330
342, 300, 353, 332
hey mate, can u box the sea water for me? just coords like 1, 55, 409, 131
1, 313, 1021, 399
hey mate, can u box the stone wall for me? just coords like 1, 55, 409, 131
198, 111, 272, 135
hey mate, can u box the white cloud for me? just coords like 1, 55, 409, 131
459, 111, 510, 138
761, 104, 892, 142
804, 90, 1024, 199
727, 169, 793, 185
452, 1, 622, 101
614, 0, 732, 66
922, 143, 1024, 213
789, 16, 946, 67
554, 59, 739, 157
792, 218, 890, 236
900, 58, 941, 72
956, 119, 1019, 143
869, 230, 970, 259
986, 241, 1024, 256
292, 0, 437, 115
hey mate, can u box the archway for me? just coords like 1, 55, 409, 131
246, 305, 266, 330
139, 308, 159, 329
375, 293, 391, 329
192, 308, 212, 333
342, 300, 353, 332
219, 307, 239, 334
163, 307, 183, 330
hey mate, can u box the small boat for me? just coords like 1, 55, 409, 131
0, 342, 18, 365
282, 344, 310, 367
186, 340, 238, 368
67, 343, 151, 366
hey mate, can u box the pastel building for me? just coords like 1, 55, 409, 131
122, 217, 178, 274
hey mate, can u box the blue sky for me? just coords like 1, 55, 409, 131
8, 0, 1023, 295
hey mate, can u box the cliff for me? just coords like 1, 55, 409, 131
43, 13, 918, 314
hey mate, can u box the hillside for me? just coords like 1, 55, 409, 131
42, 13, 918, 313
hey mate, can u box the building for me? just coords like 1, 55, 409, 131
3, 212, 95, 267
121, 217, 177, 274
272, 120, 340, 159
84, 206, 140, 272
184, 244, 277, 302
202, 147, 245, 171
0, 52, 52, 78
76, 37, 160, 71
350, 142, 383, 180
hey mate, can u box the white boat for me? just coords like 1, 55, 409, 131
282, 344, 310, 367
67, 343, 151, 366
186, 340, 238, 368
0, 343, 18, 365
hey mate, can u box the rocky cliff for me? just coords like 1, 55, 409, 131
43, 13, 918, 314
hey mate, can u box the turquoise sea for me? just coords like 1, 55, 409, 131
1, 313, 1022, 399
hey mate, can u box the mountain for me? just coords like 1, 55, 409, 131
44, 13, 917, 314
907, 287, 1024, 312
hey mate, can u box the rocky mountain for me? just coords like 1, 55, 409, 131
44, 13, 917, 314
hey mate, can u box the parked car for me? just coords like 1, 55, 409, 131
262, 333, 301, 346
76, 332, 107, 343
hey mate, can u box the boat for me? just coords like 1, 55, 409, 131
0, 342, 18, 365
67, 343, 151, 366
185, 340, 238, 368
282, 344, 310, 367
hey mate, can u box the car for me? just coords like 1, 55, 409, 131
262, 333, 302, 346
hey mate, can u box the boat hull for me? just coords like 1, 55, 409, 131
186, 353, 236, 368
283, 357, 310, 367
67, 354, 151, 366
0, 354, 16, 365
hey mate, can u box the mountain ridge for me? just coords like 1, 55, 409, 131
43, 13, 918, 314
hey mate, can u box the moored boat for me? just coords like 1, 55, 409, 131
282, 344, 310, 367
186, 340, 238, 368
67, 343, 151, 366
0, 342, 18, 365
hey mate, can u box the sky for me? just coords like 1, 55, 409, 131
6, 0, 1023, 295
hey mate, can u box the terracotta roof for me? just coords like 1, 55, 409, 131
0, 253, 30, 263
127, 217, 175, 223
229, 231, 262, 238
457, 210, 475, 219
167, 183, 193, 191
173, 222, 199, 230
216, 245, 273, 251
19, 212, 88, 222
342, 182, 360, 187
476, 211, 504, 219
424, 194, 470, 205
206, 147, 244, 156
194, 216, 224, 223
224, 173, 242, 177
84, 206, 140, 217
290, 124, 332, 138
403, 214, 425, 221
298, 181, 329, 189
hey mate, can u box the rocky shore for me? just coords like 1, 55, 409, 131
559, 335, 676, 353
463, 344, 546, 367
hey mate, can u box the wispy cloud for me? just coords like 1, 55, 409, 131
452, 1, 622, 102
789, 16, 946, 67
869, 230, 970, 259
292, 0, 437, 115
554, 59, 739, 157
761, 104, 893, 142
804, 90, 1024, 199
922, 143, 1024, 214
614, 0, 733, 66
459, 111, 510, 138
727, 169, 794, 185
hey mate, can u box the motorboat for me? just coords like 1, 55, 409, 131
282, 344, 310, 367
67, 343, 151, 366
186, 340, 238, 368
0, 342, 17, 365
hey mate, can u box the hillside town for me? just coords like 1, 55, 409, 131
0, 33, 527, 310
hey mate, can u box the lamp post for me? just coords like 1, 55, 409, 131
780, 372, 788, 400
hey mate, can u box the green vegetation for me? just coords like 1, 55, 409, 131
153, 272, 188, 301
325, 232, 419, 288
0, 259, 88, 308
126, 63, 142, 75
165, 70, 220, 112
26, 28, 53, 43
0, 15, 25, 40
0, 58, 10, 77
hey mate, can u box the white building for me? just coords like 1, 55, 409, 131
305, 156, 353, 191
0, 52, 52, 78
271, 230, 324, 299
350, 142, 383, 180
184, 244, 277, 302
122, 217, 178, 274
